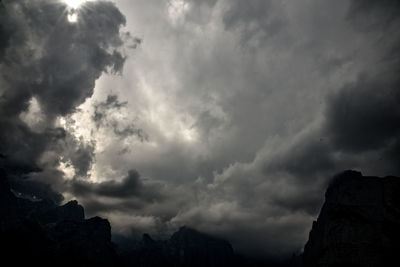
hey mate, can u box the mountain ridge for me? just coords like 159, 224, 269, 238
2, 169, 399, 266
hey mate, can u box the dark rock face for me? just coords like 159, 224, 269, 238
35, 199, 85, 224
169, 226, 235, 267
303, 170, 400, 267
119, 226, 235, 267
169, 227, 234, 266
45, 216, 117, 266
0, 169, 118, 267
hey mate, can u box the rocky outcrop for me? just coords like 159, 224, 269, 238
303, 170, 400, 267
0, 169, 118, 267
35, 199, 85, 224
45, 216, 117, 266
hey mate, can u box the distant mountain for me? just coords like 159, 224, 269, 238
303, 170, 400, 267
117, 226, 302, 267
119, 226, 236, 267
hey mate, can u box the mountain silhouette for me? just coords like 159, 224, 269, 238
303, 170, 400, 267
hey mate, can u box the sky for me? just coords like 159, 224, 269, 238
1, 0, 399, 259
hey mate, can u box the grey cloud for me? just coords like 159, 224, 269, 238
222, 0, 286, 43
59, 131, 96, 178
348, 0, 400, 30
223, 0, 271, 29
193, 110, 224, 140
6, 169, 65, 204
321, 0, 400, 174
71, 143, 95, 177
0, 0, 126, 119
144, 0, 400, 257
75, 169, 143, 198
112, 124, 149, 141
93, 95, 128, 126
264, 137, 336, 181
188, 0, 217, 7
184, 0, 218, 24
70, 169, 169, 216
71, 169, 165, 200
93, 94, 149, 141
0, 2, 13, 61
127, 36, 142, 49
32, 1, 127, 116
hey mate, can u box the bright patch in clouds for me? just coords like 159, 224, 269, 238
67, 13, 78, 23
58, 159, 76, 180
64, 0, 96, 22
182, 128, 198, 142
64, 0, 89, 9
167, 0, 190, 25
19, 97, 44, 131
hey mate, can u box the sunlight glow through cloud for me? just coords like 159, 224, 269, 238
64, 0, 88, 9
67, 13, 78, 23
167, 0, 190, 25
64, 0, 96, 22
58, 159, 76, 180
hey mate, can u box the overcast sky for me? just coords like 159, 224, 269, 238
1, 0, 399, 259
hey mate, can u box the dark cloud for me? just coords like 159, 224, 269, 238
8, 172, 64, 204
0, 2, 13, 61
69, 169, 167, 216
0, 0, 128, 200
263, 0, 400, 188
32, 1, 126, 116
325, 77, 400, 153
163, 0, 400, 257
60, 132, 96, 178
74, 169, 143, 198
348, 0, 400, 30
265, 138, 335, 180
321, 0, 400, 174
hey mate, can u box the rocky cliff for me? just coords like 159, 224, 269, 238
0, 169, 118, 267
303, 170, 400, 267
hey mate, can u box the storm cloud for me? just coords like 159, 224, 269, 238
0, 0, 128, 200
1, 0, 399, 260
